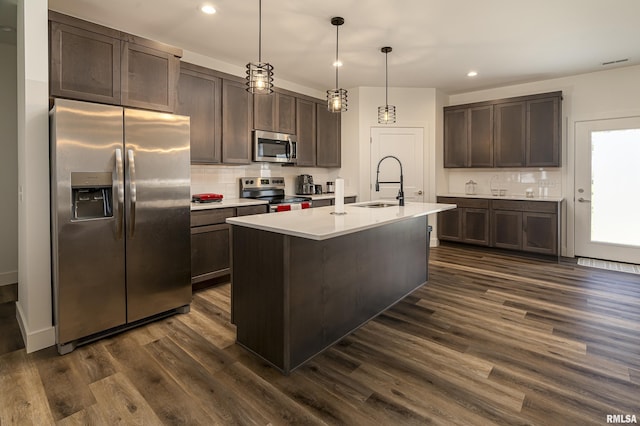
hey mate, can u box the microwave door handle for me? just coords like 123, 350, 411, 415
114, 148, 124, 238
288, 139, 295, 160
127, 149, 137, 238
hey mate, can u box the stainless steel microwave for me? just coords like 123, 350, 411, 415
253, 130, 297, 164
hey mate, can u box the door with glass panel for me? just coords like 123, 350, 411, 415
574, 117, 640, 263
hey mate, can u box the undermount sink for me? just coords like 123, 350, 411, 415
357, 202, 398, 208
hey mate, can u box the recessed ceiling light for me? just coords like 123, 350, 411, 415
333, 60, 343, 67
200, 4, 216, 15
467, 70, 478, 77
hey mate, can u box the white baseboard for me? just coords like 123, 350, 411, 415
0, 270, 18, 286
16, 302, 55, 353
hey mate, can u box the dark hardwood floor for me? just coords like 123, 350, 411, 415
1, 244, 639, 425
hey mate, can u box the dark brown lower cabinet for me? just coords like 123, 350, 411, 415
490, 200, 558, 255
190, 204, 268, 286
439, 197, 559, 256
437, 197, 489, 246
311, 196, 356, 208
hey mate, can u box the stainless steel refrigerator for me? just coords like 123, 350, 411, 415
50, 98, 191, 354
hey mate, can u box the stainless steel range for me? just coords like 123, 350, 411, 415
240, 177, 312, 212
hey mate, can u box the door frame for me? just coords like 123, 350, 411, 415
573, 116, 640, 263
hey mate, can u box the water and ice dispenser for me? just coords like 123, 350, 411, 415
71, 172, 113, 220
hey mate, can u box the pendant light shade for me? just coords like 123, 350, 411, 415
377, 46, 396, 124
246, 0, 273, 94
327, 17, 347, 113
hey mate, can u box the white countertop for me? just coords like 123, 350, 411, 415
437, 193, 564, 202
227, 201, 456, 241
190, 198, 269, 211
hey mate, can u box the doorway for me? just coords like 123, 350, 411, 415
370, 127, 424, 202
574, 117, 640, 263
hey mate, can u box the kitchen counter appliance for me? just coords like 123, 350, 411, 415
295, 174, 314, 195
50, 98, 191, 354
254, 130, 297, 164
240, 177, 311, 212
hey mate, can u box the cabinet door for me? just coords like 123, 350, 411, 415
222, 79, 253, 164
437, 208, 463, 241
295, 98, 317, 166
316, 104, 341, 167
523, 212, 557, 255
191, 224, 230, 283
277, 93, 296, 134
468, 106, 493, 167
491, 210, 522, 250
176, 67, 222, 164
236, 205, 269, 216
527, 96, 560, 167
121, 42, 179, 113
49, 21, 121, 105
444, 109, 468, 167
253, 93, 276, 132
462, 208, 490, 246
495, 101, 526, 167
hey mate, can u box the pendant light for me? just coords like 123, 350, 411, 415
378, 46, 396, 124
327, 17, 347, 113
246, 0, 273, 94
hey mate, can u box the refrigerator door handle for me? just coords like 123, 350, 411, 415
127, 149, 137, 238
115, 148, 125, 238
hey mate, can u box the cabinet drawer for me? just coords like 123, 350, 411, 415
191, 208, 235, 227
236, 204, 269, 216
491, 200, 525, 211
523, 201, 558, 213
438, 197, 489, 209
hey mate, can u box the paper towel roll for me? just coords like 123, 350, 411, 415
334, 178, 345, 214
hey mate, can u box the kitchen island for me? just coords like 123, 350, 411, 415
227, 201, 456, 374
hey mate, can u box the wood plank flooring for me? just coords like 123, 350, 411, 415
1, 244, 639, 425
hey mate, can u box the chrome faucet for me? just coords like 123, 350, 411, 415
375, 155, 404, 206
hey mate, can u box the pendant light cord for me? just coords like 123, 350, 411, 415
335, 23, 339, 88
385, 50, 389, 105
258, 0, 262, 62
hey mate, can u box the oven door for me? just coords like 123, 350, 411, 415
254, 130, 296, 163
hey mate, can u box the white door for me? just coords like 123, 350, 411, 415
370, 127, 424, 202
575, 117, 640, 263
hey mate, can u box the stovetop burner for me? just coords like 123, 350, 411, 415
240, 177, 311, 206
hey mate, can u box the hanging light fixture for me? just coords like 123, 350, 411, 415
327, 17, 347, 113
378, 46, 396, 124
246, 0, 273, 94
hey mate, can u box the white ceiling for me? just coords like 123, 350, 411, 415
30, 1, 640, 93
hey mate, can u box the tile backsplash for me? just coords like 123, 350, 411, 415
445, 169, 562, 198
190, 164, 342, 198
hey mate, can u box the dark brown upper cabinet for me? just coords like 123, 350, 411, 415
444, 105, 493, 167
444, 91, 562, 168
49, 19, 121, 105
120, 39, 180, 113
176, 63, 222, 164
316, 103, 341, 168
253, 91, 296, 134
495, 101, 526, 167
222, 78, 253, 164
295, 98, 317, 167
49, 11, 181, 113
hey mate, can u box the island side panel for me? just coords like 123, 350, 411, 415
231, 226, 286, 370
287, 215, 429, 370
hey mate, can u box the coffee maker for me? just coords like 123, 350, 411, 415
295, 174, 314, 195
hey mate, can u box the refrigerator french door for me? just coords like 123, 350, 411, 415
50, 98, 191, 354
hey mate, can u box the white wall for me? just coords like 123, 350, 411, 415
0, 43, 18, 287
16, 0, 54, 352
444, 64, 640, 257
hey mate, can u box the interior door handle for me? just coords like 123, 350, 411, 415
114, 148, 124, 238
417, 190, 423, 195
128, 149, 137, 238
578, 197, 591, 203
